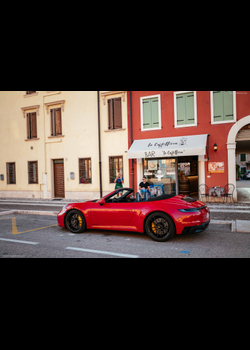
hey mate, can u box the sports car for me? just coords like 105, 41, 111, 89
57, 188, 210, 242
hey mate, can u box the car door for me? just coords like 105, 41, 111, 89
91, 201, 135, 228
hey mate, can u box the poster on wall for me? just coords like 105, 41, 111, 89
147, 160, 158, 171
208, 162, 225, 173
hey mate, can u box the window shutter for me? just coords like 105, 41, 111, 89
55, 108, 62, 135
27, 113, 31, 139
213, 91, 223, 122
186, 93, 194, 124
50, 109, 55, 136
30, 112, 37, 138
108, 99, 113, 130
113, 98, 122, 129
143, 99, 152, 129
176, 95, 186, 126
151, 98, 159, 127
223, 91, 234, 121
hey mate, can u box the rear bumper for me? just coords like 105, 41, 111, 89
181, 220, 210, 234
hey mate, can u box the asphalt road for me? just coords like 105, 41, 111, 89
1, 213, 250, 258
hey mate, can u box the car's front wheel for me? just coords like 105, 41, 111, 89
145, 212, 176, 242
65, 210, 86, 234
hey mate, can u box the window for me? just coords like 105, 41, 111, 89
27, 112, 37, 139
24, 91, 38, 98
108, 98, 122, 130
79, 158, 92, 184
50, 108, 62, 136
28, 161, 38, 184
174, 91, 197, 128
211, 91, 236, 124
141, 95, 161, 131
109, 156, 123, 183
240, 154, 246, 162
7, 163, 16, 184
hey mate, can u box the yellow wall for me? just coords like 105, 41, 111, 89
99, 91, 129, 194
0, 91, 128, 200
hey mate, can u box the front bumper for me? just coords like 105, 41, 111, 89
181, 220, 210, 234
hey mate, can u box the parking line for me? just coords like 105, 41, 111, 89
0, 238, 39, 245
66, 247, 139, 258
16, 224, 58, 235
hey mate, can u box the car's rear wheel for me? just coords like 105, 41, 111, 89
65, 210, 86, 234
145, 212, 176, 242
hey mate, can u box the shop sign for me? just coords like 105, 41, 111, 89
208, 162, 225, 173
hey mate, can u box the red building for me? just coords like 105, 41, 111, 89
127, 91, 250, 201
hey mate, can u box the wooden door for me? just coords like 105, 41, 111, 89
54, 159, 65, 198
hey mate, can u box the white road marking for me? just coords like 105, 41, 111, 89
0, 238, 39, 245
66, 247, 139, 258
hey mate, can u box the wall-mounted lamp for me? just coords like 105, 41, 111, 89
213, 143, 218, 152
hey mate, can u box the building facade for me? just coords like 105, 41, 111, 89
127, 91, 250, 201
0, 91, 129, 200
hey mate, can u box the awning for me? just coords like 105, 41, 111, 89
128, 134, 208, 159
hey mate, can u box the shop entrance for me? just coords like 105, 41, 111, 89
143, 158, 177, 196
178, 156, 198, 197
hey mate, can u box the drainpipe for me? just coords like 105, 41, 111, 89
97, 91, 103, 198
129, 91, 134, 191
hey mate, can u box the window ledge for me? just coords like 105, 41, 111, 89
25, 138, 40, 141
24, 92, 38, 98
104, 128, 126, 132
48, 135, 65, 139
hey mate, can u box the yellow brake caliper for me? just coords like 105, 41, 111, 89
152, 222, 157, 234
78, 215, 82, 227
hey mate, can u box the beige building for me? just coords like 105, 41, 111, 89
0, 91, 129, 200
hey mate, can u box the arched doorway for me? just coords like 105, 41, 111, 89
227, 115, 250, 202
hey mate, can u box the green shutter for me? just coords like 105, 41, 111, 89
213, 91, 234, 122
213, 91, 223, 122
142, 97, 159, 129
186, 93, 194, 124
177, 93, 195, 126
223, 91, 234, 121
143, 99, 152, 129
176, 95, 186, 126
151, 98, 159, 128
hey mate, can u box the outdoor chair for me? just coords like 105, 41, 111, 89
199, 184, 210, 202
221, 184, 235, 203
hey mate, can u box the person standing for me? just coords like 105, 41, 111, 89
114, 173, 124, 190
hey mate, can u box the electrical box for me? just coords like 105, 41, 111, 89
0, 175, 4, 181
70, 172, 75, 180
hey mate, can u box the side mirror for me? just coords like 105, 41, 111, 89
99, 198, 105, 206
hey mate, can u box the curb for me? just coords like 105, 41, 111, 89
0, 210, 57, 217
210, 219, 250, 233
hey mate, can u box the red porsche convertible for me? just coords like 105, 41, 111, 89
57, 188, 210, 242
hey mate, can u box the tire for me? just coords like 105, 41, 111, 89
144, 211, 176, 242
65, 210, 86, 234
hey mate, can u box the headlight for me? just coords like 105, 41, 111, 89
59, 205, 68, 215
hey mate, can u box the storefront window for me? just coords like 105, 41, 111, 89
143, 158, 176, 196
